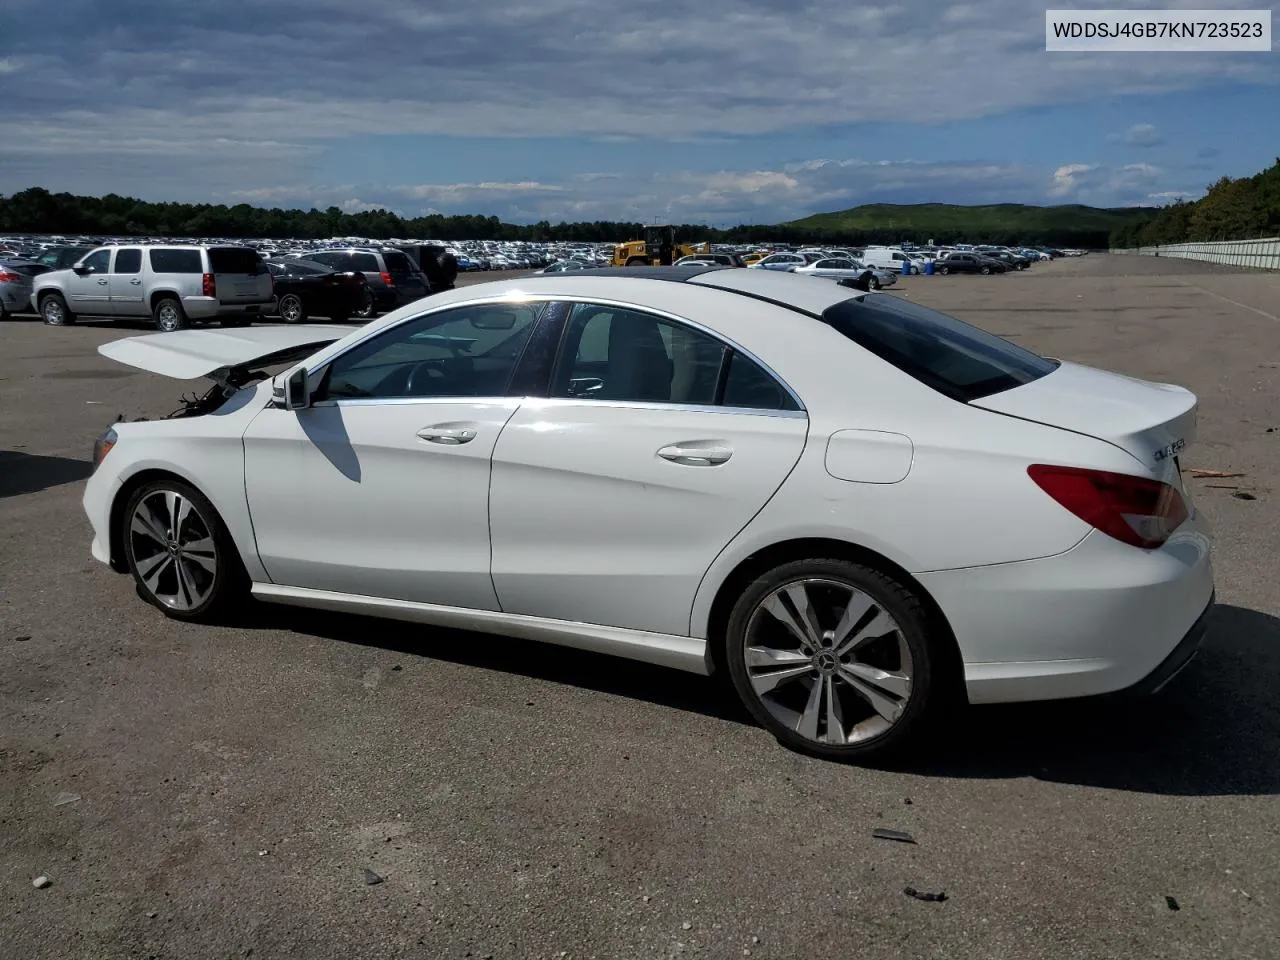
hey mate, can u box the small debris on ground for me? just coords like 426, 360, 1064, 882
258, 850, 269, 857
12, 635, 31, 642
391, 664, 402, 672
147, 911, 158, 919
1205, 484, 1240, 490
1165, 895, 1180, 911
872, 828, 917, 844
363, 868, 384, 886
33, 876, 51, 889
904, 886, 947, 902
1188, 469, 1245, 479
903, 798, 913, 805
52, 792, 81, 807
1233, 491, 1258, 501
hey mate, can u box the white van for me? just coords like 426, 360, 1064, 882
861, 247, 921, 275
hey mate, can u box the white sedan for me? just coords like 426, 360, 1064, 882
792, 257, 897, 289
84, 267, 1213, 761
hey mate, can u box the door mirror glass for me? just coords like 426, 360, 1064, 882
283, 367, 310, 410
73, 264, 92, 275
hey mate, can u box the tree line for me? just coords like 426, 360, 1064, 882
1110, 159, 1280, 248
1, 186, 1130, 248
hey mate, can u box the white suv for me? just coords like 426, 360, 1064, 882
34, 244, 275, 331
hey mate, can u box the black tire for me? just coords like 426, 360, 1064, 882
121, 477, 247, 623
724, 558, 943, 762
980, 266, 991, 275
354, 289, 377, 319
939, 266, 950, 276
40, 293, 76, 326
277, 293, 306, 324
625, 257, 650, 267
153, 297, 188, 332
868, 276, 880, 290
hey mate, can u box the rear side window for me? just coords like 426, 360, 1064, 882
113, 248, 142, 274
348, 253, 380, 272
208, 247, 266, 275
821, 296, 1059, 402
149, 249, 203, 273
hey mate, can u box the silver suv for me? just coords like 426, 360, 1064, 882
34, 244, 275, 331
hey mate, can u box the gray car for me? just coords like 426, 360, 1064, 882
1, 259, 54, 317
33, 244, 275, 331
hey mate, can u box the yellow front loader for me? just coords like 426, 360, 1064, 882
611, 225, 711, 266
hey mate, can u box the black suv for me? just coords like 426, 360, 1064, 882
305, 247, 430, 318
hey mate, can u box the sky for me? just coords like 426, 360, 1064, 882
0, 0, 1276, 225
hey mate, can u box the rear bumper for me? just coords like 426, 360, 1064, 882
1122, 592, 1213, 695
182, 296, 275, 320
919, 520, 1214, 705
1, 287, 31, 310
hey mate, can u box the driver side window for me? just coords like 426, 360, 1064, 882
316, 302, 542, 402
80, 249, 111, 273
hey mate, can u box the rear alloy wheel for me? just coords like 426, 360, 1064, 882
354, 289, 376, 319
868, 276, 881, 290
726, 560, 938, 761
122, 479, 243, 622
277, 294, 306, 323
41, 293, 75, 326
980, 266, 991, 275
939, 266, 950, 276
153, 297, 188, 332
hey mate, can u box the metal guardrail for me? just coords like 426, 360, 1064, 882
1110, 238, 1280, 270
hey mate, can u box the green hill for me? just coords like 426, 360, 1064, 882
787, 202, 1153, 247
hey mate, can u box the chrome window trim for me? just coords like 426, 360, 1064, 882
315, 394, 806, 420
303, 292, 806, 413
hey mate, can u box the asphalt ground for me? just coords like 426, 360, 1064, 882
2, 255, 1278, 959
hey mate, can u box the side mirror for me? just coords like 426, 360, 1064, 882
282, 367, 310, 410
73, 264, 92, 275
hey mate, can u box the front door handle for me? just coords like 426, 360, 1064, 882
657, 442, 733, 466
129, 278, 142, 285
417, 425, 477, 445
97, 279, 109, 285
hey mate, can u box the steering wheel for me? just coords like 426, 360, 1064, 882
405, 359, 451, 396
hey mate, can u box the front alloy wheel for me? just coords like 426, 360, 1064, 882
123, 481, 242, 621
726, 561, 937, 760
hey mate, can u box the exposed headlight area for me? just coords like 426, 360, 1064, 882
92, 426, 118, 471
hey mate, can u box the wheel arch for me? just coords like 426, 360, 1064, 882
148, 289, 183, 310
106, 466, 241, 574
700, 536, 966, 701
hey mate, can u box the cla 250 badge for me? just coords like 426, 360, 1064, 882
1154, 438, 1186, 462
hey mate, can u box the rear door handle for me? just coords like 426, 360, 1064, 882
129, 279, 142, 285
657, 442, 733, 466
97, 279, 108, 285
417, 424, 477, 445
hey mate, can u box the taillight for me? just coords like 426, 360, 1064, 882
202, 273, 216, 298
380, 271, 394, 287
0, 270, 21, 282
1027, 464, 1188, 549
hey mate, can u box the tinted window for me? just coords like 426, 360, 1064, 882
113, 248, 142, 274
347, 253, 380, 272
381, 250, 415, 274
553, 304, 726, 405
721, 352, 800, 411
820, 296, 1059, 402
149, 248, 203, 273
208, 247, 266, 275
286, 260, 329, 275
317, 302, 541, 401
80, 249, 111, 273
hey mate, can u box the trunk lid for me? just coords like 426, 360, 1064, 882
99, 324, 353, 380
970, 360, 1197, 479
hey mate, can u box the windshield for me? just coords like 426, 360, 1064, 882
820, 295, 1059, 402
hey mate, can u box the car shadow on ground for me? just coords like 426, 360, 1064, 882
0, 450, 92, 498
252, 601, 1278, 796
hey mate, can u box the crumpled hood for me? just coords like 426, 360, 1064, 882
98, 324, 354, 380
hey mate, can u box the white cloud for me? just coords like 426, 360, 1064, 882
0, 58, 19, 75
1050, 164, 1099, 196
1107, 123, 1166, 147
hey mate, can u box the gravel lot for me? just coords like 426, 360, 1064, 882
2, 256, 1278, 959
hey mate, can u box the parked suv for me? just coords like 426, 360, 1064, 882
34, 244, 275, 331
304, 247, 430, 318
